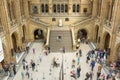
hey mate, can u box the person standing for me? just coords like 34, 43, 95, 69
48, 46, 50, 53
79, 49, 82, 57
33, 48, 35, 54
62, 46, 65, 53
26, 70, 30, 79
13, 64, 16, 75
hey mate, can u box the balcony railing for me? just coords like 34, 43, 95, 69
30, 16, 50, 27
70, 16, 92, 27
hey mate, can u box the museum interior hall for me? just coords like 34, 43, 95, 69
0, 0, 120, 80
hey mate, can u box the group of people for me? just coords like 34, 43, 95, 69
85, 48, 120, 80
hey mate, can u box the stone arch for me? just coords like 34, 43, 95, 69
103, 32, 111, 50
77, 29, 88, 39
95, 25, 99, 42
11, 32, 19, 52
33, 28, 44, 40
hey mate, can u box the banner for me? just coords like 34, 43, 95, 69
0, 38, 4, 62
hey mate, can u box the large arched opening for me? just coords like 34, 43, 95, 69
11, 32, 18, 53
77, 29, 88, 39
104, 32, 110, 50
34, 29, 44, 40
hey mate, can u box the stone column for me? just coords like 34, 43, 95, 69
0, 0, 16, 63
109, 0, 119, 62
49, 0, 52, 14
24, 0, 30, 18
68, 0, 72, 15
92, 0, 98, 17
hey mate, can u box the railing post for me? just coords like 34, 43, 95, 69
45, 27, 50, 48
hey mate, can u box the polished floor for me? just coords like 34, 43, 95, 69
7, 42, 108, 80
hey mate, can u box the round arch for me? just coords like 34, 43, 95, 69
34, 29, 44, 40
77, 29, 88, 39
11, 32, 19, 52
103, 32, 111, 50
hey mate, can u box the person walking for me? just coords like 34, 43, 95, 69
39, 54, 42, 62
26, 70, 30, 79
77, 65, 81, 78
25, 62, 29, 70
79, 49, 82, 57
90, 60, 95, 71
31, 62, 35, 71
77, 57, 80, 65
85, 72, 90, 80
21, 71, 24, 80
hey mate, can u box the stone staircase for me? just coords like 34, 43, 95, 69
49, 28, 73, 52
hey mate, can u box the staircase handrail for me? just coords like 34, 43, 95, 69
70, 16, 92, 27
70, 27, 76, 51
30, 16, 50, 27
45, 27, 50, 47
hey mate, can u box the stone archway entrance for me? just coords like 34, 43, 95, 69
95, 25, 99, 42
77, 29, 87, 39
11, 33, 18, 53
104, 33, 110, 50
34, 29, 44, 40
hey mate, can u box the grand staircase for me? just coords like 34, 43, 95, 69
49, 27, 73, 52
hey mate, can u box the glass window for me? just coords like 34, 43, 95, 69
57, 4, 60, 13
41, 4, 44, 13
45, 4, 49, 13
61, 4, 64, 13
73, 4, 76, 12
65, 4, 68, 13
77, 4, 80, 12
53, 4, 56, 13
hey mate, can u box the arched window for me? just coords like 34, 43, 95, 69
61, 4, 64, 13
65, 4, 68, 13
57, 4, 60, 13
53, 4, 56, 13
77, 4, 80, 12
32, 6, 38, 14
45, 4, 49, 13
41, 4, 44, 13
73, 4, 76, 12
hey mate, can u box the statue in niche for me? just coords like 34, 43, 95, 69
32, 5, 38, 14
58, 19, 62, 27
